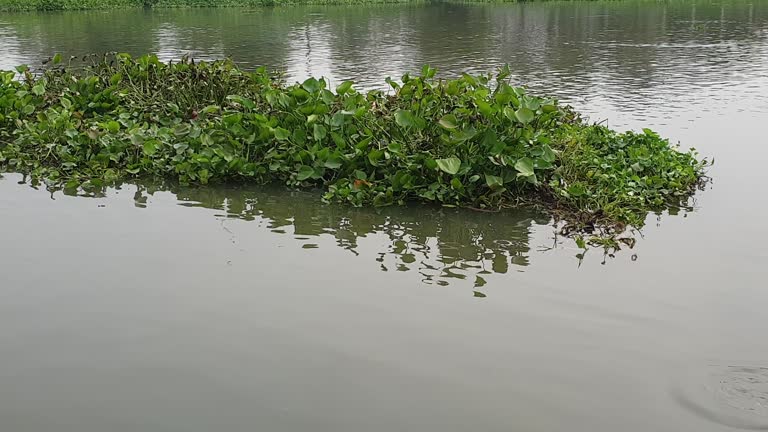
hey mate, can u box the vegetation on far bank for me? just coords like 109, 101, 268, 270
0, 0, 415, 12
0, 54, 708, 239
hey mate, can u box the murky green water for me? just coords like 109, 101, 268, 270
2, 1, 768, 431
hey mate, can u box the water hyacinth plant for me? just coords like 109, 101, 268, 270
0, 54, 708, 234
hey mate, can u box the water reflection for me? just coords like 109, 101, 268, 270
127, 181, 550, 289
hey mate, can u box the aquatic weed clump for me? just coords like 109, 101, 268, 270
0, 54, 708, 232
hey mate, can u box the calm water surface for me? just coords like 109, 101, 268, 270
1, 1, 768, 431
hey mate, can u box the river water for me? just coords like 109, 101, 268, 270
1, 1, 767, 431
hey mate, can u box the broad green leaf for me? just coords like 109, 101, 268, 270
60, 98, 72, 110
331, 111, 349, 128
485, 174, 504, 189
475, 100, 494, 117
438, 114, 459, 129
395, 110, 415, 128
324, 160, 342, 170
336, 81, 353, 95
52, 53, 62, 65
297, 165, 314, 181
368, 149, 385, 166
302, 78, 321, 93
514, 157, 535, 177
482, 129, 504, 155
274, 127, 290, 141
143, 140, 158, 156
541, 145, 556, 163
515, 107, 535, 124
32, 84, 45, 96
436, 157, 461, 175
450, 127, 477, 142
503, 106, 516, 122
313, 124, 327, 141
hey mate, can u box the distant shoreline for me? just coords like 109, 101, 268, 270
2, 0, 423, 13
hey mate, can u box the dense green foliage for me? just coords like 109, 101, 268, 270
0, 0, 413, 11
0, 55, 707, 230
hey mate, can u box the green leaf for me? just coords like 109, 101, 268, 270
324, 160, 342, 170
336, 81, 353, 95
515, 107, 535, 124
567, 183, 587, 197
60, 98, 72, 110
475, 100, 494, 117
226, 95, 255, 110
106, 121, 120, 133
514, 157, 535, 177
450, 177, 463, 190
503, 106, 516, 122
485, 174, 503, 189
368, 149, 385, 166
143, 140, 158, 156
313, 124, 327, 141
575, 236, 587, 250
394, 110, 415, 128
297, 165, 314, 181
324, 155, 343, 169
32, 84, 45, 96
436, 157, 461, 175
496, 64, 511, 82
274, 127, 290, 141
302, 78, 321, 94
331, 111, 350, 128
52, 53, 62, 65
222, 113, 242, 126
450, 127, 477, 142
173, 123, 190, 136
541, 145, 556, 163
438, 114, 459, 129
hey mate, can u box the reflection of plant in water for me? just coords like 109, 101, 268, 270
130, 181, 550, 289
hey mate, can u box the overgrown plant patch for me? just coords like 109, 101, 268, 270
0, 54, 708, 243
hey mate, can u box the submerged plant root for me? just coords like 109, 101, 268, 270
0, 54, 709, 245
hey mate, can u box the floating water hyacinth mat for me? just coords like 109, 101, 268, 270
0, 54, 709, 240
